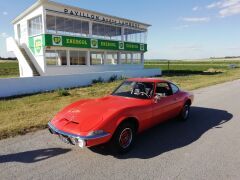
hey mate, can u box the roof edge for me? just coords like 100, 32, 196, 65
47, 0, 151, 27
12, 0, 151, 27
12, 0, 44, 24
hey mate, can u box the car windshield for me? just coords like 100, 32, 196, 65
112, 81, 154, 99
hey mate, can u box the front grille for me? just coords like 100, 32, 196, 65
59, 134, 71, 144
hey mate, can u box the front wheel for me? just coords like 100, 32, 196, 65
109, 122, 136, 154
178, 103, 190, 121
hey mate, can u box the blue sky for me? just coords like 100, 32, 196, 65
0, 0, 240, 59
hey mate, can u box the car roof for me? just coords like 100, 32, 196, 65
126, 78, 170, 83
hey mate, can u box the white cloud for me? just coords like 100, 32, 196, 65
206, 2, 222, 9
192, 6, 200, 11
206, 0, 240, 17
181, 17, 210, 22
221, 0, 240, 8
219, 3, 240, 16
2, 11, 8, 15
174, 24, 190, 30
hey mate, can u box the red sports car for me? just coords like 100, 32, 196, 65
48, 78, 194, 153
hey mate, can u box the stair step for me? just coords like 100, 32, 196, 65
19, 48, 40, 76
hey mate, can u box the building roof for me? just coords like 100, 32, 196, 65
12, 0, 151, 27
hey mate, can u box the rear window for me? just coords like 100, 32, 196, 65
170, 83, 179, 94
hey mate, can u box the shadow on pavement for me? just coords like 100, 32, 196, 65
90, 106, 233, 159
0, 148, 71, 163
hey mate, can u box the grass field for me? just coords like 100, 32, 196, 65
0, 60, 19, 78
0, 59, 240, 139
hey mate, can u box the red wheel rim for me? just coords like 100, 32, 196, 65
119, 128, 133, 149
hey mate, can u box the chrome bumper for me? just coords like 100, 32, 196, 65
48, 122, 110, 148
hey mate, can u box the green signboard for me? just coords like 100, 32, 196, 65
29, 35, 44, 55
29, 34, 147, 54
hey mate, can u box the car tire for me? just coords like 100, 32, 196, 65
109, 122, 136, 154
178, 103, 190, 121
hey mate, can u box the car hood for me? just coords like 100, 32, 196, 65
51, 95, 148, 134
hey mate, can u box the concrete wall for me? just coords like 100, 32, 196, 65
44, 64, 144, 76
0, 69, 161, 98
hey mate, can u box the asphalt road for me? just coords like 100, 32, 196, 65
1, 80, 240, 180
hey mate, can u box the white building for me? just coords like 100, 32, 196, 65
6, 0, 160, 78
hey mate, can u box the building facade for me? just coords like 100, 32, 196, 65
7, 0, 160, 78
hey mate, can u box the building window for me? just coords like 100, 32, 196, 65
90, 52, 104, 65
121, 53, 131, 64
46, 15, 89, 36
46, 50, 67, 66
92, 23, 121, 40
70, 51, 86, 65
56, 16, 65, 34
46, 15, 55, 34
64, 18, 74, 35
81, 21, 89, 37
106, 53, 117, 64
132, 53, 141, 64
124, 28, 147, 43
28, 15, 42, 36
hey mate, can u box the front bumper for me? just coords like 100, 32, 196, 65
48, 122, 111, 148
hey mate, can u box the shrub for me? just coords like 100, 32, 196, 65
57, 88, 70, 96
108, 74, 118, 82
92, 77, 104, 84
119, 75, 127, 80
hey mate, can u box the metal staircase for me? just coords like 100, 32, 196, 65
19, 48, 40, 76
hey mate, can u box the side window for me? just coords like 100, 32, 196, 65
170, 83, 179, 94
155, 83, 172, 96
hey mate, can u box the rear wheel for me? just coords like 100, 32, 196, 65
179, 103, 190, 121
109, 122, 136, 154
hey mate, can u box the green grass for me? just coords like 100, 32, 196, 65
0, 60, 19, 78
145, 59, 240, 77
0, 81, 121, 139
0, 59, 240, 139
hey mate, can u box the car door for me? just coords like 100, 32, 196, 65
152, 82, 179, 124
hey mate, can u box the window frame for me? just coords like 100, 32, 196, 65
45, 50, 67, 66
46, 14, 90, 37
155, 82, 173, 97
69, 50, 87, 66
28, 15, 43, 37
90, 52, 104, 65
112, 81, 155, 99
169, 83, 180, 94
92, 22, 122, 40
124, 28, 147, 43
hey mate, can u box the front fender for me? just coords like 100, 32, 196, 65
97, 107, 140, 135
101, 105, 153, 136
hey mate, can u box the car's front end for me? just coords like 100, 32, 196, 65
47, 95, 141, 148
48, 122, 111, 148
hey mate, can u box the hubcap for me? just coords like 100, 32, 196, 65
119, 128, 133, 149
